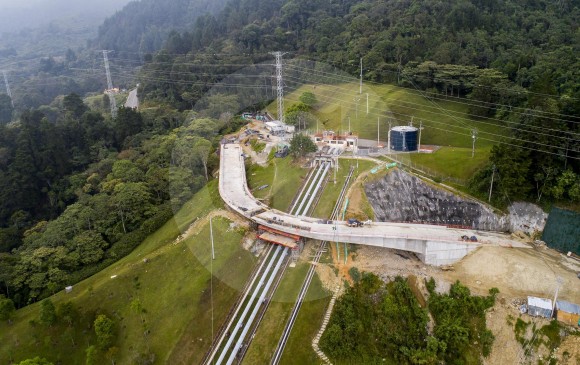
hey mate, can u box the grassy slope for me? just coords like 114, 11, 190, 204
247, 156, 308, 211
274, 82, 503, 180
278, 273, 331, 365
0, 181, 256, 364
408, 146, 491, 181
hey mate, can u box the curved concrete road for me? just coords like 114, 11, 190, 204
219, 143, 527, 265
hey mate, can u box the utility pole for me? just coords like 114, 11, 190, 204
377, 117, 380, 147
471, 129, 478, 158
348, 116, 351, 133
2, 71, 13, 107
359, 58, 363, 94
209, 216, 215, 353
552, 277, 564, 315
387, 121, 392, 152
418, 120, 423, 151
102, 50, 117, 118
366, 93, 369, 115
210, 216, 215, 260
488, 165, 495, 202
270, 51, 287, 123
334, 157, 338, 185
564, 138, 569, 170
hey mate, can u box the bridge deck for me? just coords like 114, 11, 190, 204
218, 143, 526, 265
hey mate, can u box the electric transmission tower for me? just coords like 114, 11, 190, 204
270, 51, 287, 123
102, 50, 118, 118
2, 70, 14, 107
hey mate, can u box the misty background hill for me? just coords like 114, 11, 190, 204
93, 0, 230, 54
0, 0, 133, 36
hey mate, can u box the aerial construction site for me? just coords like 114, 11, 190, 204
202, 113, 580, 365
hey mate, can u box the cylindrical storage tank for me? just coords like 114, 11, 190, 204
390, 126, 418, 151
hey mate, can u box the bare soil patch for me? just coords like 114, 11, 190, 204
443, 245, 580, 303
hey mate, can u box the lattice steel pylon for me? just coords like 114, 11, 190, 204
270, 51, 287, 123
102, 50, 117, 118
2, 70, 13, 107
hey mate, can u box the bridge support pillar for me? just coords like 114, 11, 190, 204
420, 241, 480, 266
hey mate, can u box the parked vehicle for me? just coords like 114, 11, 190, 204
275, 145, 289, 158
347, 218, 363, 227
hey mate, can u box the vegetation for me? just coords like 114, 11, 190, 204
0, 183, 256, 364
513, 318, 566, 363
409, 147, 491, 182
289, 133, 317, 158
0, 92, 240, 306
249, 138, 266, 153
320, 273, 498, 364
128, 0, 578, 209
247, 155, 306, 211
0, 295, 15, 321
0, 0, 578, 361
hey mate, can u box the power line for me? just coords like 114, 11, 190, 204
101, 50, 117, 118
305, 55, 580, 102
281, 75, 579, 153
280, 83, 579, 159
270, 51, 287, 123
285, 63, 580, 122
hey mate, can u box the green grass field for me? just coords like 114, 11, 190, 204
408, 146, 491, 181
247, 156, 308, 211
0, 181, 256, 364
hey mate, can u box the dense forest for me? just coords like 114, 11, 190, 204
0, 91, 244, 306
0, 0, 579, 307
320, 273, 498, 364
130, 0, 579, 206
93, 0, 230, 54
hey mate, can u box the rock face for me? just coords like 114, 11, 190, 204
508, 202, 547, 236
365, 169, 509, 231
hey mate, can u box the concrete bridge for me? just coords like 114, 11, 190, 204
219, 143, 524, 266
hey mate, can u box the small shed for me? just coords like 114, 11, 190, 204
527, 296, 553, 318
555, 300, 580, 326
265, 121, 285, 135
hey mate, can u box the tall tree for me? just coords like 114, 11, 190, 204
94, 314, 115, 349
289, 133, 317, 158
39, 298, 57, 326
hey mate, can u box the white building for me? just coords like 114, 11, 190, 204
527, 296, 553, 318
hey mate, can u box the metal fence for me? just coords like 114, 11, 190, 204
542, 207, 580, 255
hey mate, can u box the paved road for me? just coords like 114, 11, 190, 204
124, 87, 139, 109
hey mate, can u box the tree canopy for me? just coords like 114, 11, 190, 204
289, 133, 317, 158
